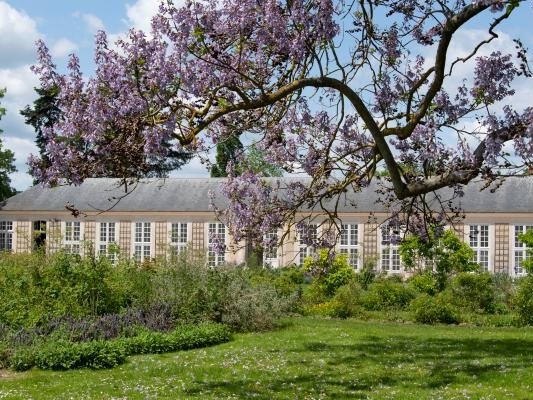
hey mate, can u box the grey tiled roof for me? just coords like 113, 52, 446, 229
1, 176, 533, 213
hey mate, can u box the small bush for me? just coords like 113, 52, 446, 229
361, 280, 415, 311
8, 347, 35, 372
331, 281, 366, 318
34, 340, 126, 370
411, 294, 459, 324
408, 272, 439, 296
303, 301, 340, 317
301, 281, 328, 306
492, 273, 516, 313
513, 276, 533, 325
354, 258, 377, 290
274, 266, 304, 297
119, 323, 232, 355
446, 272, 496, 313
218, 282, 285, 332
303, 250, 355, 296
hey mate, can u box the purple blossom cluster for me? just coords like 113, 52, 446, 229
472, 52, 517, 104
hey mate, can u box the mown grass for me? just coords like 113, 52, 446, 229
1, 317, 532, 399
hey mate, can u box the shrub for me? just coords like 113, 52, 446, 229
9, 323, 231, 371
34, 340, 126, 370
303, 250, 355, 296
513, 276, 533, 325
354, 258, 377, 290
408, 272, 439, 296
216, 280, 285, 332
411, 294, 459, 324
274, 266, 304, 297
492, 273, 516, 313
331, 281, 366, 318
10, 340, 126, 371
400, 229, 477, 291
303, 301, 340, 317
0, 252, 137, 328
9, 347, 35, 372
361, 279, 415, 311
301, 281, 328, 306
446, 272, 496, 313
115, 323, 232, 356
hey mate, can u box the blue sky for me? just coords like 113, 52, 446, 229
0, 1, 532, 192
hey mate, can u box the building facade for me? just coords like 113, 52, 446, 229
1, 177, 532, 276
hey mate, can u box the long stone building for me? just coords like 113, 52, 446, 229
0, 177, 532, 276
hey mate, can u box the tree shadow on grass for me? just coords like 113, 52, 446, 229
183, 335, 533, 398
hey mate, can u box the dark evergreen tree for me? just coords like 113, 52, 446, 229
210, 133, 244, 177
20, 86, 60, 181
21, 87, 191, 181
0, 89, 17, 201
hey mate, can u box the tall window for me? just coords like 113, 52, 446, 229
64, 221, 81, 254
99, 222, 117, 262
0, 221, 13, 251
263, 231, 278, 267
381, 225, 402, 272
339, 223, 359, 269
513, 225, 533, 276
33, 220, 46, 251
298, 224, 318, 266
469, 225, 490, 271
170, 222, 189, 255
207, 222, 226, 266
133, 222, 152, 262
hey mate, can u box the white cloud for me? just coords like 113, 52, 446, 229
9, 171, 33, 191
170, 155, 210, 178
421, 29, 532, 113
0, 1, 40, 68
0, 65, 37, 100
3, 136, 38, 191
50, 38, 77, 59
125, 0, 161, 33
74, 12, 105, 33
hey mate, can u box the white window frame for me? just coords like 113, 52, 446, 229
379, 224, 403, 273
466, 224, 493, 272
207, 222, 226, 267
263, 230, 279, 268
297, 223, 318, 266
62, 221, 83, 255
131, 222, 154, 262
338, 223, 362, 270
511, 225, 533, 277
0, 221, 13, 252
168, 222, 191, 256
97, 222, 119, 263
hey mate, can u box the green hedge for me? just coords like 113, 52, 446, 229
10, 323, 231, 371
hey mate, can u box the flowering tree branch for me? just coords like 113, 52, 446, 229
28, 0, 533, 246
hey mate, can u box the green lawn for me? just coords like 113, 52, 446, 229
1, 317, 532, 399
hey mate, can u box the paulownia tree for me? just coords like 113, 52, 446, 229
29, 0, 533, 248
